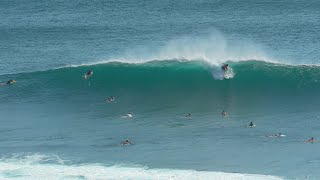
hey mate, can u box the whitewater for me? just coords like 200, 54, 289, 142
1, 0, 320, 179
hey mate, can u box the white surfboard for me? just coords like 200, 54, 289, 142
223, 69, 234, 79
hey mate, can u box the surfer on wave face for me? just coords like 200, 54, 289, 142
84, 70, 93, 79
221, 64, 229, 72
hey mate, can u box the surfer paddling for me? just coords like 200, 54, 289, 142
84, 70, 93, 79
106, 96, 115, 103
305, 137, 316, 143
6, 79, 16, 85
121, 139, 133, 146
1, 79, 16, 86
266, 133, 286, 138
122, 113, 133, 118
221, 110, 228, 117
249, 122, 256, 128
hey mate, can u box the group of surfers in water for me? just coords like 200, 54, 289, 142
84, 68, 318, 145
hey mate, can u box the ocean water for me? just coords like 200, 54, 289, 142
1, 0, 320, 179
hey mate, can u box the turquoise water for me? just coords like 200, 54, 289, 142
1, 0, 320, 179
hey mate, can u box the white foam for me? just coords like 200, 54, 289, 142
61, 30, 277, 69
0, 154, 283, 180
211, 67, 236, 80
149, 30, 273, 66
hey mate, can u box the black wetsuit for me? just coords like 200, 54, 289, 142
222, 65, 228, 71
86, 71, 92, 76
6, 80, 14, 84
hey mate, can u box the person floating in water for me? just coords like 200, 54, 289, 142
106, 96, 115, 103
186, 113, 192, 118
221, 64, 229, 72
249, 122, 255, 128
84, 70, 93, 79
221, 110, 228, 117
121, 139, 133, 146
305, 137, 316, 143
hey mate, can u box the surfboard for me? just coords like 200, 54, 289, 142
224, 74, 231, 79
223, 69, 234, 79
84, 73, 93, 79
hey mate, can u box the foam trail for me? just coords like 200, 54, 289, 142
0, 154, 283, 180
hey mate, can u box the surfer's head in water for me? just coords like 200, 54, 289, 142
221, 64, 229, 71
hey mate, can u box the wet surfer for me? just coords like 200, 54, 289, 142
84, 70, 93, 79
6, 79, 16, 84
126, 113, 133, 118
266, 133, 285, 138
221, 64, 229, 72
305, 137, 316, 143
275, 133, 285, 137
1, 79, 16, 86
121, 139, 133, 146
106, 96, 115, 103
186, 113, 192, 118
121, 113, 133, 118
249, 122, 255, 128
221, 110, 228, 117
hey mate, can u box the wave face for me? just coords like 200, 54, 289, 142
1, 59, 320, 115
0, 154, 283, 180
2, 60, 320, 100
1, 60, 319, 179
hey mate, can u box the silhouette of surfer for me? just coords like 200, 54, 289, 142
249, 122, 255, 128
221, 110, 228, 117
84, 70, 93, 79
221, 64, 229, 72
121, 139, 133, 145
1, 79, 16, 86
6, 79, 16, 84
305, 137, 316, 143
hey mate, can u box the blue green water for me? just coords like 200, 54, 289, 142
1, 0, 320, 179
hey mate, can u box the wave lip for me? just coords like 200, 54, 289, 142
0, 154, 283, 180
